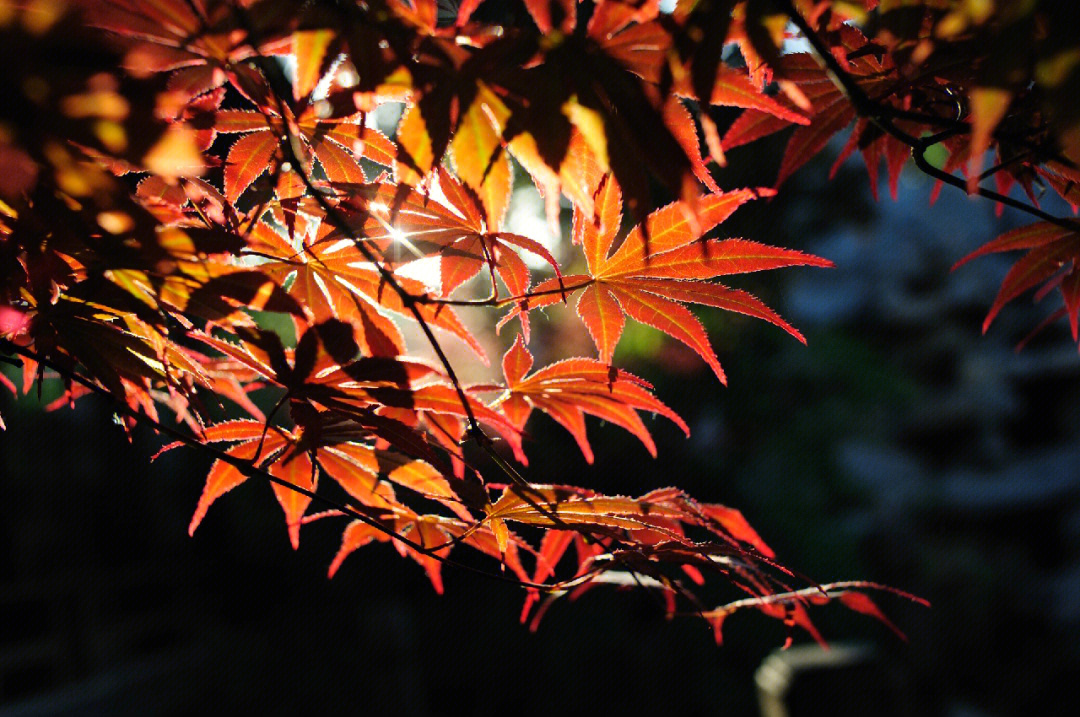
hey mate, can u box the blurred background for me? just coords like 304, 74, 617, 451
3, 106, 1080, 716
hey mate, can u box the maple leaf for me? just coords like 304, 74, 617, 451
829, 118, 914, 201
522, 0, 577, 34
507, 130, 609, 234
355, 381, 524, 463
163, 401, 482, 551
291, 27, 339, 103
448, 82, 514, 228
953, 220, 1080, 339
1036, 162, 1080, 213
492, 334, 688, 464
503, 482, 791, 628
171, 422, 376, 547
495, 485, 778, 562
533, 33, 701, 223
244, 208, 487, 361
86, 0, 295, 105
486, 484, 684, 533
327, 507, 531, 593
507, 177, 830, 381
213, 103, 396, 202
386, 4, 706, 224
192, 322, 437, 454
720, 26, 921, 193
196, 319, 524, 467
12, 286, 231, 419
325, 168, 561, 299
173, 420, 318, 549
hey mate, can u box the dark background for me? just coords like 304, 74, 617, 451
3, 107, 1080, 716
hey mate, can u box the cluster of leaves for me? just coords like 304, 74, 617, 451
716, 0, 1080, 343
24, 0, 1080, 644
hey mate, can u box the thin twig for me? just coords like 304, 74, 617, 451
695, 580, 930, 618
909, 143, 1076, 227
421, 280, 593, 307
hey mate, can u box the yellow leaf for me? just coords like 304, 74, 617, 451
562, 96, 609, 172
395, 103, 433, 186
967, 87, 1011, 193
143, 126, 205, 178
